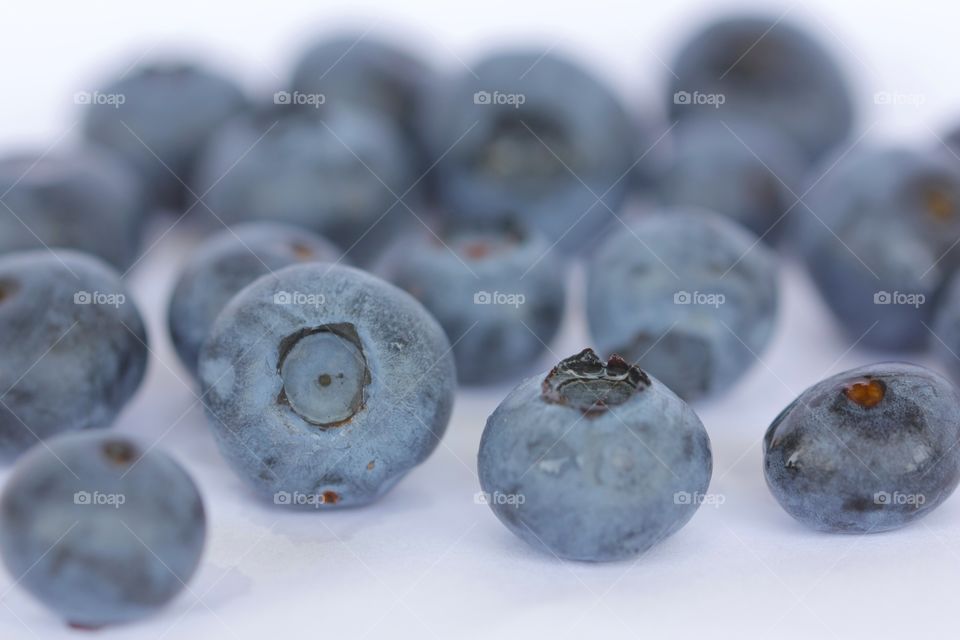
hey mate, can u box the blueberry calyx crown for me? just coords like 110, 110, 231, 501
542, 348, 650, 415
843, 377, 886, 409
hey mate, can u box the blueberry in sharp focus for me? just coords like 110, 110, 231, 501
198, 263, 455, 507
82, 60, 247, 210
376, 220, 566, 386
0, 431, 205, 628
478, 349, 712, 561
0, 147, 146, 269
192, 103, 415, 264
168, 222, 342, 377
656, 116, 804, 241
796, 145, 960, 351
586, 208, 778, 401
669, 13, 853, 162
0, 250, 148, 460
763, 362, 960, 533
422, 49, 638, 253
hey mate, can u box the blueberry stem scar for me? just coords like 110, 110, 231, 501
844, 378, 886, 409
542, 348, 649, 414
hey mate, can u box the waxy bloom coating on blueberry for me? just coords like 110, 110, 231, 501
763, 363, 960, 533
587, 209, 778, 401
0, 431, 206, 628
0, 250, 148, 460
198, 263, 455, 507
0, 148, 145, 269
376, 221, 566, 385
478, 349, 712, 562
168, 222, 342, 376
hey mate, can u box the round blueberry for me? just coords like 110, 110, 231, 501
0, 250, 148, 460
478, 349, 712, 561
0, 431, 205, 628
376, 221, 566, 385
168, 222, 341, 377
0, 147, 145, 269
764, 362, 960, 533
198, 263, 455, 507
586, 208, 778, 401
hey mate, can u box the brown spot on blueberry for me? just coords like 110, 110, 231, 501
290, 242, 314, 260
844, 378, 885, 409
367, 460, 375, 470
925, 187, 955, 221
322, 490, 339, 505
102, 441, 136, 466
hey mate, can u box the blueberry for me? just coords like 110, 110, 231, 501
796, 145, 960, 350
82, 61, 247, 209
0, 147, 145, 269
198, 263, 455, 507
931, 274, 960, 382
478, 349, 712, 561
422, 50, 637, 252
0, 250, 148, 460
669, 14, 853, 162
0, 431, 205, 628
763, 362, 960, 533
586, 209, 778, 401
656, 116, 804, 240
192, 104, 415, 264
376, 221, 566, 385
168, 222, 342, 377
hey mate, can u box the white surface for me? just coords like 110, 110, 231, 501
1, 1, 960, 638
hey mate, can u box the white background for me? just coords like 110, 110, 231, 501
1, 1, 959, 638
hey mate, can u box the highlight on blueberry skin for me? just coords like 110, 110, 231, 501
586, 208, 778, 401
0, 250, 148, 460
168, 222, 342, 377
478, 349, 712, 562
376, 220, 566, 385
0, 431, 206, 628
763, 363, 960, 534
198, 263, 456, 508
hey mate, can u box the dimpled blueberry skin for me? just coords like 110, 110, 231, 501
0, 431, 205, 627
168, 222, 342, 377
478, 349, 712, 561
796, 146, 960, 351
376, 223, 566, 385
0, 251, 148, 460
423, 50, 637, 253
586, 209, 778, 401
656, 117, 804, 241
192, 104, 414, 264
82, 61, 247, 209
0, 148, 145, 269
198, 263, 455, 507
669, 14, 853, 162
764, 363, 960, 533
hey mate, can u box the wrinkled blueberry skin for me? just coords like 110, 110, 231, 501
423, 50, 637, 253
192, 104, 414, 264
764, 363, 960, 533
656, 117, 804, 241
0, 431, 206, 627
669, 14, 853, 162
82, 62, 247, 209
796, 146, 960, 350
198, 263, 455, 508
376, 223, 566, 385
478, 349, 712, 561
0, 148, 145, 269
168, 222, 342, 377
587, 209, 778, 401
0, 251, 148, 460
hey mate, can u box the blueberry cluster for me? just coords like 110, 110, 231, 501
1, 11, 960, 629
